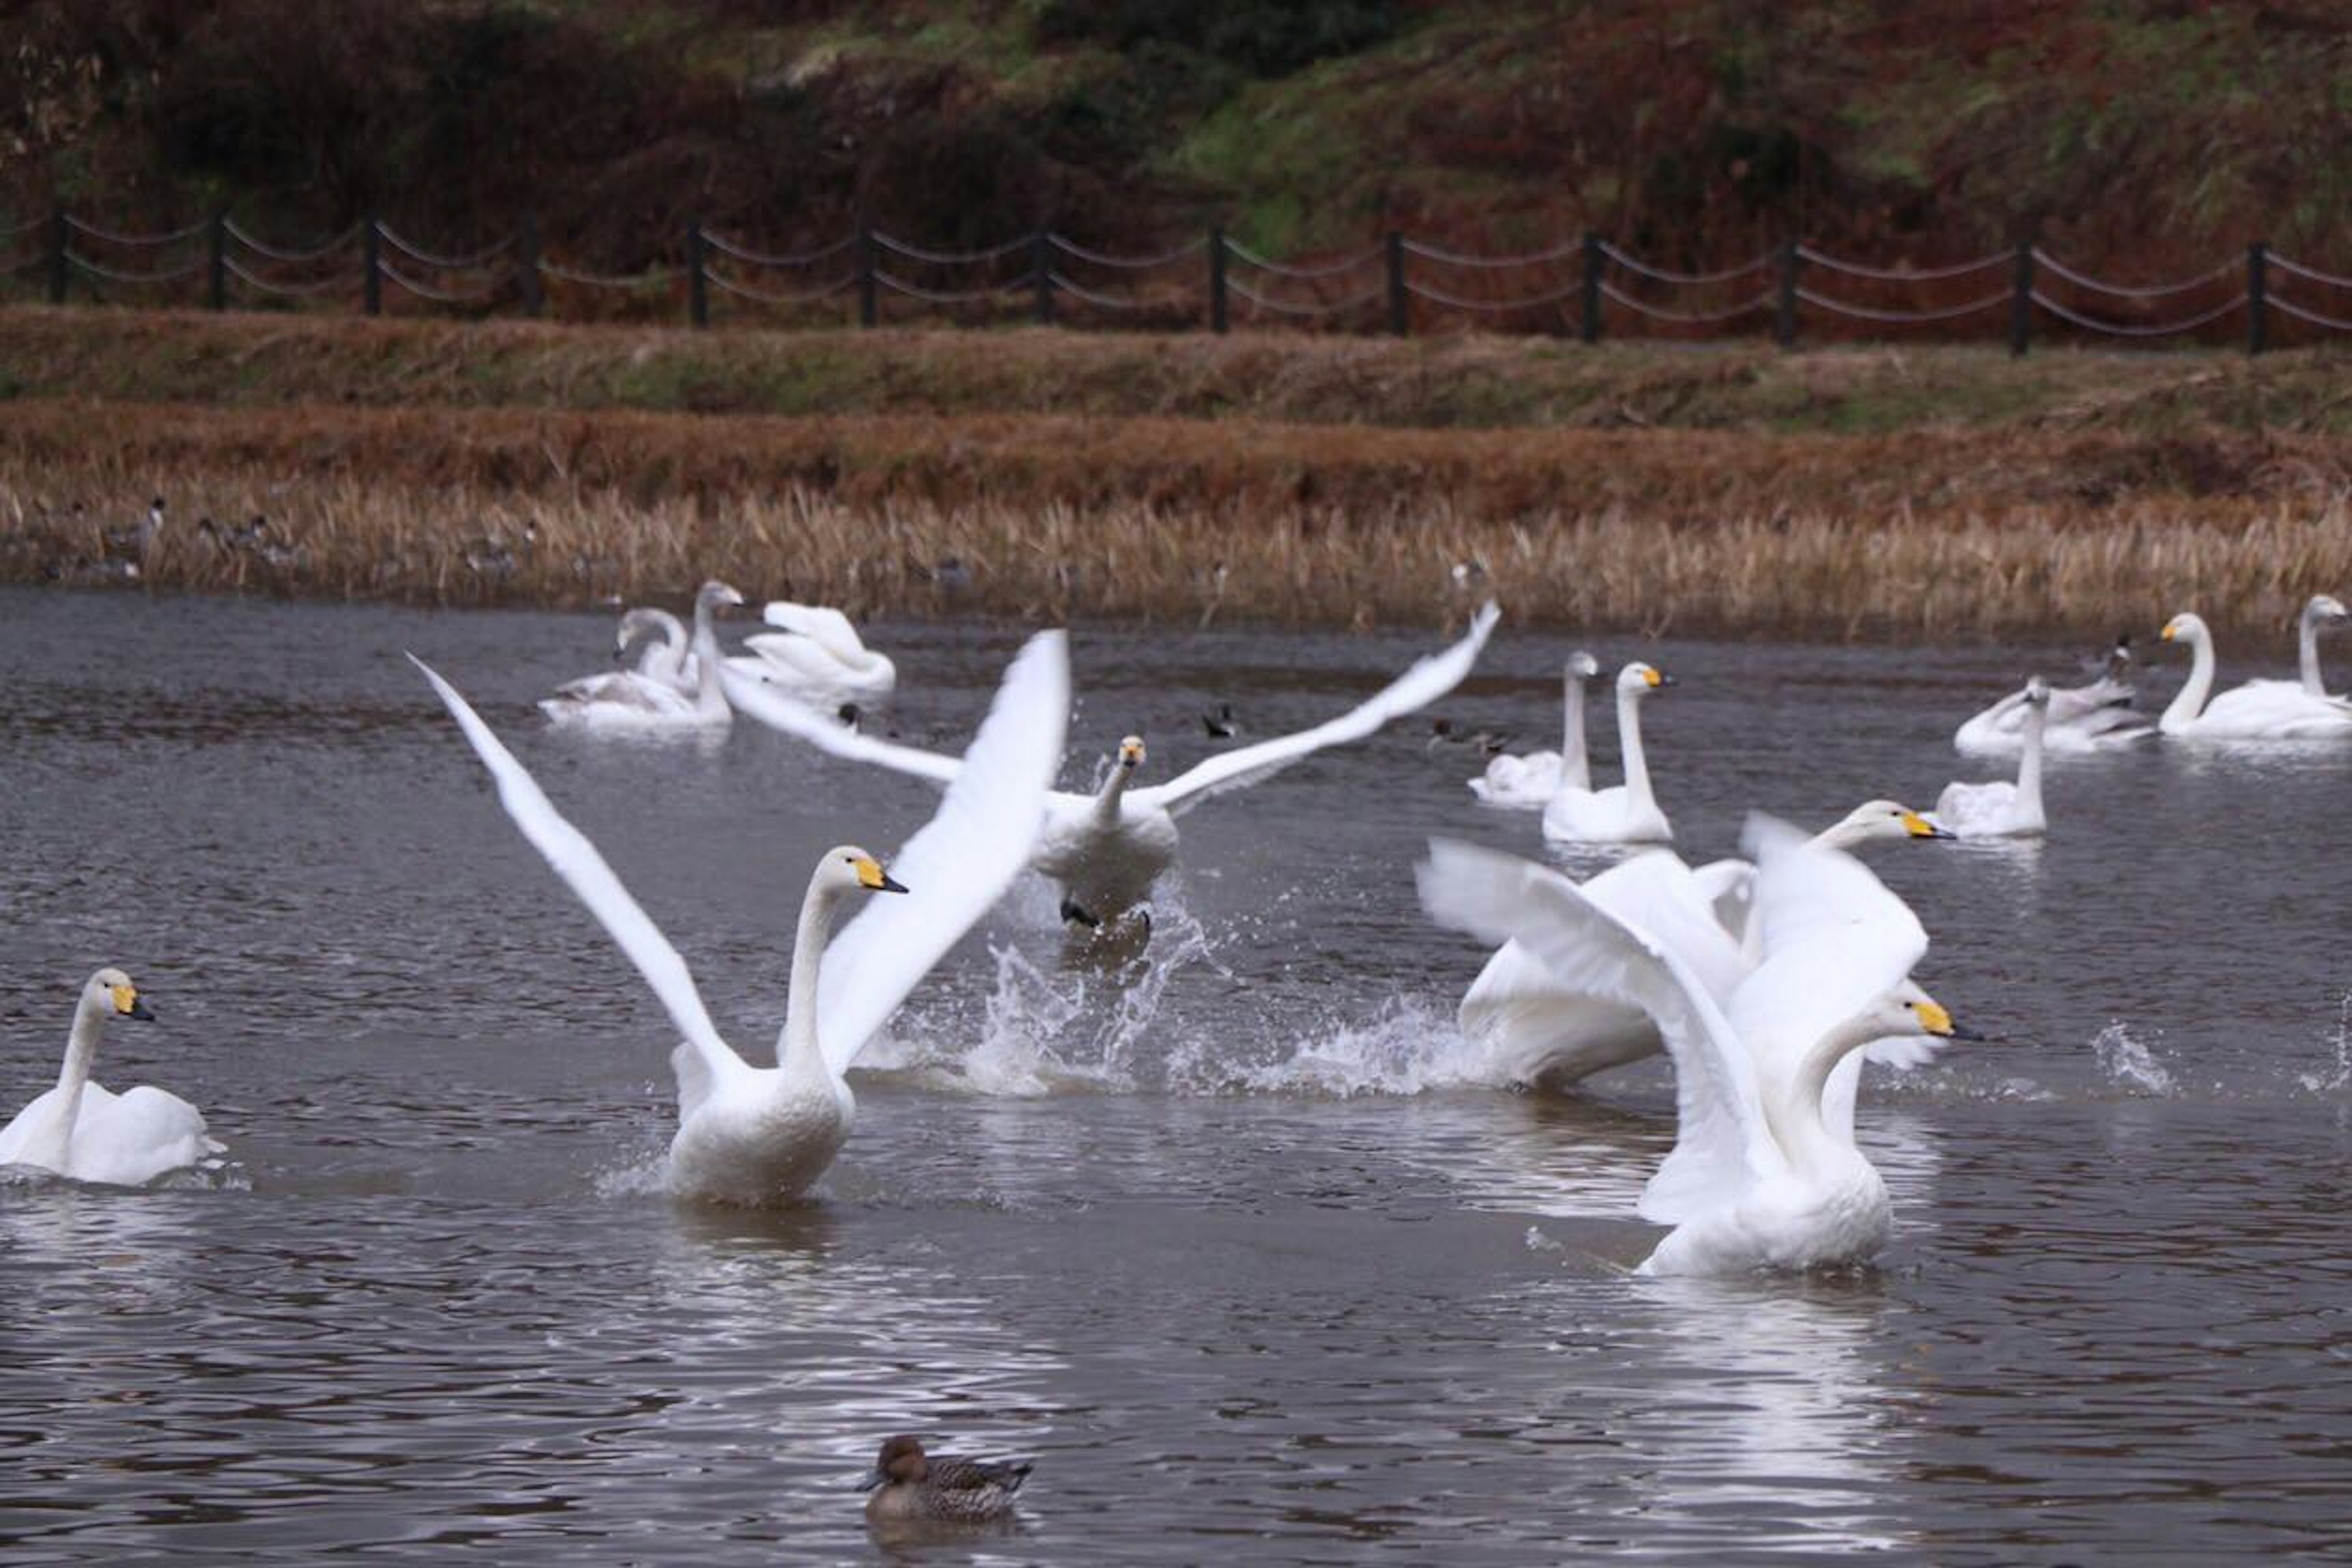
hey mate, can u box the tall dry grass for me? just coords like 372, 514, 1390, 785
2, 398, 2346, 638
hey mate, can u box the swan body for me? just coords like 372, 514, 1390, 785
1420, 828, 1972, 1275
2157, 611, 2352, 740
1470, 651, 1600, 807
417, 631, 1068, 1204
1935, 677, 2049, 838
541, 584, 742, 728
727, 601, 899, 705
1461, 801, 1947, 1099
1954, 638, 2148, 754
0, 969, 220, 1185
1541, 663, 1675, 845
725, 604, 1500, 930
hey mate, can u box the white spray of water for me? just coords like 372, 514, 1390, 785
2090, 1021, 2177, 1096
2296, 990, 2352, 1094
1167, 994, 1506, 1098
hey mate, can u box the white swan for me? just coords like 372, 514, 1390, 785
1953, 636, 2148, 755
1469, 651, 1599, 808
1461, 800, 1949, 1098
0, 969, 221, 1185
1934, 677, 2049, 838
2236, 593, 2348, 703
1541, 662, 1675, 845
541, 582, 742, 728
727, 601, 898, 705
1419, 829, 1975, 1275
723, 604, 1499, 931
415, 631, 1068, 1204
2157, 611, 2352, 741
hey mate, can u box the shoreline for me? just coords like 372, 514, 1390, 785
3, 310, 2346, 639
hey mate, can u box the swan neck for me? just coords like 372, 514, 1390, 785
689, 600, 728, 716
2160, 630, 2215, 730
1561, 676, 1589, 790
2300, 609, 2326, 697
1616, 686, 1653, 809
51, 995, 108, 1159
656, 610, 691, 682
1762, 1019, 1875, 1176
780, 872, 839, 1082
2016, 699, 2046, 815
1093, 762, 1134, 824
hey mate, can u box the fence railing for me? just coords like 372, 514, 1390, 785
5, 207, 2350, 353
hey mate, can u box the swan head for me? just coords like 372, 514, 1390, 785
1618, 662, 1674, 696
2024, 675, 2051, 706
612, 607, 669, 661
2310, 594, 2349, 627
1567, 651, 1601, 679
2159, 612, 2207, 645
1117, 735, 1146, 771
696, 581, 746, 614
818, 845, 908, 899
861, 1435, 930, 1490
1850, 982, 1982, 1046
85, 967, 156, 1023
1825, 800, 1953, 845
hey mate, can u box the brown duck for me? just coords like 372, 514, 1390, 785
859, 1435, 1031, 1525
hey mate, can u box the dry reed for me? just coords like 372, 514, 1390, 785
4, 396, 2346, 638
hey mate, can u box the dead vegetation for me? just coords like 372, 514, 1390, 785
4, 394, 2345, 638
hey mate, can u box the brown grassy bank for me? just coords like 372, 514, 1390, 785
6, 396, 2346, 639
6, 310, 2352, 435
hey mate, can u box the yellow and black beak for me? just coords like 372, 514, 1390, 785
854, 856, 909, 895
1904, 811, 1958, 842
1914, 999, 1983, 1041
1120, 741, 1145, 768
1644, 668, 1676, 689
2159, 621, 2179, 641
111, 984, 157, 1023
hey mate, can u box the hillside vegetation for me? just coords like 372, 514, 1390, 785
10, 2, 2351, 277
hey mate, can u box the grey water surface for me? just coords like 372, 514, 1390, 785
1, 587, 2348, 1564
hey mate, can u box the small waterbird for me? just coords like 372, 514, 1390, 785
859, 1436, 1031, 1525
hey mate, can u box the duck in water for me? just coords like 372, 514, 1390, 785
860, 1436, 1031, 1525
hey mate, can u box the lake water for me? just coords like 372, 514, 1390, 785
2, 587, 2348, 1563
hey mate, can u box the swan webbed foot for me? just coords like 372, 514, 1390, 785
1058, 897, 1101, 929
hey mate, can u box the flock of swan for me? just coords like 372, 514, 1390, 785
8, 589, 2346, 1280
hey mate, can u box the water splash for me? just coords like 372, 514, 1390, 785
2090, 1022, 2176, 1096
2296, 990, 2352, 1094
862, 894, 1231, 1096
1169, 995, 1502, 1098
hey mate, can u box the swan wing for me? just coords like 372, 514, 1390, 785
413, 657, 745, 1091
720, 665, 962, 783
1728, 818, 1931, 1083
760, 601, 869, 663
813, 631, 1070, 1075
1417, 839, 1785, 1209
1137, 603, 1500, 816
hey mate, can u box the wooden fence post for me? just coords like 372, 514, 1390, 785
363, 219, 382, 316
1032, 230, 1054, 325
1579, 232, 1603, 344
1209, 227, 1228, 333
208, 213, 228, 311
47, 205, 67, 305
517, 212, 543, 319
856, 227, 878, 328
1774, 239, 1800, 347
1385, 230, 1407, 336
686, 221, 708, 328
2246, 240, 2267, 357
2008, 241, 2033, 357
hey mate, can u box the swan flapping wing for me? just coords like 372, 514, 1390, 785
761, 601, 870, 665
721, 664, 962, 783
812, 631, 1071, 1076
1417, 839, 1785, 1212
1728, 817, 1931, 1074
413, 657, 744, 1090
1136, 603, 1501, 817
